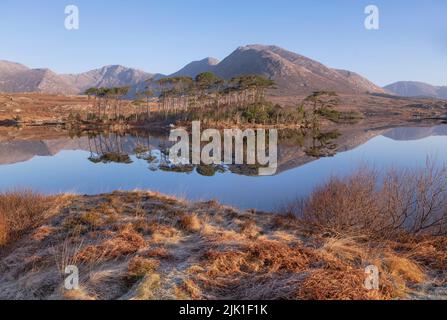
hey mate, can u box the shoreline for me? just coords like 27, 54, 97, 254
2, 92, 446, 132
2, 112, 446, 131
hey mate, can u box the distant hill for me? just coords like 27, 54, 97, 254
0, 61, 153, 94
384, 81, 447, 99
333, 69, 388, 95
61, 65, 153, 93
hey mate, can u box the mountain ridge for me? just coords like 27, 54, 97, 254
1, 45, 389, 96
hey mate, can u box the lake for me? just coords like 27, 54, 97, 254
1, 124, 447, 211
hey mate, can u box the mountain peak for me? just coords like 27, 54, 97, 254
100, 65, 128, 72
169, 57, 220, 78
200, 57, 220, 65
238, 44, 282, 52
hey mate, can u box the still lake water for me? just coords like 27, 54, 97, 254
1, 125, 447, 211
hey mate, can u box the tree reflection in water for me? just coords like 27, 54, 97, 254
84, 127, 341, 176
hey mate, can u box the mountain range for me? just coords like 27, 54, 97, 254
384, 81, 447, 99
0, 62, 153, 95
0, 44, 394, 96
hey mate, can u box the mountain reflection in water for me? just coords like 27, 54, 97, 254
0, 125, 446, 211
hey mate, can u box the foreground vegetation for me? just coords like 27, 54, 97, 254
0, 165, 446, 300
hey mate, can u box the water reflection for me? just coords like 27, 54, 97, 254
79, 128, 342, 176
383, 125, 447, 141
0, 124, 446, 211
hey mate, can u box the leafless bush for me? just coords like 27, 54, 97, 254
0, 190, 51, 246
285, 160, 447, 237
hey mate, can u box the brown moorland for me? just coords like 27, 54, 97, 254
0, 166, 446, 300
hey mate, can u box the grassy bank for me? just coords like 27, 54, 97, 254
0, 172, 446, 300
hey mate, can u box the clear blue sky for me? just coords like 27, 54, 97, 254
0, 0, 446, 86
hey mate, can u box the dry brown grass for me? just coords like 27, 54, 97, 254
296, 269, 389, 300
0, 190, 445, 300
0, 190, 53, 246
202, 240, 308, 276
0, 213, 7, 246
313, 236, 428, 298
382, 253, 426, 286
393, 237, 447, 280
76, 224, 146, 263
186, 240, 315, 299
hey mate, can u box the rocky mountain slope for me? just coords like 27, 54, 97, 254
142, 45, 387, 96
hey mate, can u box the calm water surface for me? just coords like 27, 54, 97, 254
1, 125, 447, 211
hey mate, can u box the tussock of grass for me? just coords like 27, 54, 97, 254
76, 224, 146, 263
128, 274, 161, 300
382, 253, 426, 287
296, 269, 390, 300
178, 213, 201, 233
320, 237, 369, 265
408, 237, 447, 274
127, 256, 160, 278
177, 279, 203, 300
81, 211, 105, 229
144, 247, 172, 260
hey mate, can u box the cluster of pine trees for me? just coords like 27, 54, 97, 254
148, 72, 276, 115
81, 74, 359, 129
82, 73, 277, 123
84, 86, 131, 121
